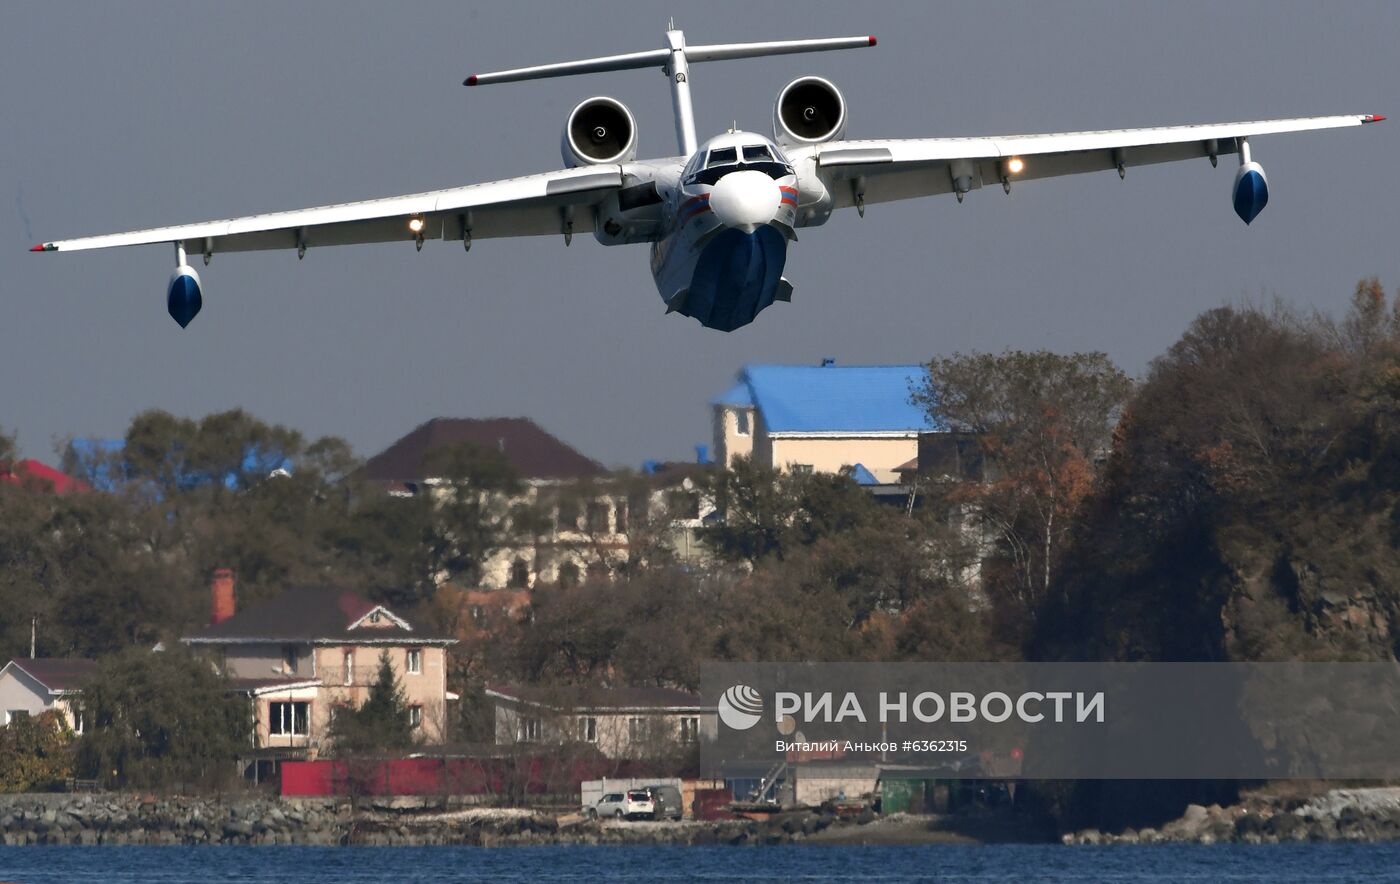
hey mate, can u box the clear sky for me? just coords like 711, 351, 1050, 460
3, 1, 1397, 468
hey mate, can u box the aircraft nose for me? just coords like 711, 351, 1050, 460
708, 170, 781, 233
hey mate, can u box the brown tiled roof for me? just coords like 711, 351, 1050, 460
486, 683, 710, 712
363, 418, 604, 483
183, 586, 453, 645
6, 658, 99, 692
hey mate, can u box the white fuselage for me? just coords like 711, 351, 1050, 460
589, 130, 832, 331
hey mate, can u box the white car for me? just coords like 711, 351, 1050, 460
591, 790, 655, 820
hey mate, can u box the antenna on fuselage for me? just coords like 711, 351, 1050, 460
464, 29, 877, 156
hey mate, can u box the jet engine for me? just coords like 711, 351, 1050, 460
561, 97, 637, 167
773, 77, 847, 146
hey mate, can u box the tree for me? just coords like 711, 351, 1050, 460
328, 651, 413, 753
1042, 286, 1400, 663
912, 350, 1132, 623
76, 646, 251, 790
0, 710, 74, 792
701, 458, 902, 566
414, 441, 532, 594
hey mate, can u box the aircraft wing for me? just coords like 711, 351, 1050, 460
30, 165, 627, 254
792, 115, 1383, 210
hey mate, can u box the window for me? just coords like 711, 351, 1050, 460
556, 499, 581, 531
687, 144, 793, 186
578, 716, 598, 743
406, 649, 422, 674
586, 500, 610, 534
281, 644, 298, 675
791, 464, 814, 475
509, 558, 530, 588
706, 146, 737, 167
470, 604, 485, 623
520, 716, 541, 742
408, 705, 423, 729
627, 717, 648, 743
557, 561, 580, 588
72, 710, 85, 735
679, 716, 700, 744
735, 409, 750, 436
343, 651, 354, 686
5, 710, 28, 725
269, 701, 309, 737
667, 490, 701, 520
613, 497, 629, 534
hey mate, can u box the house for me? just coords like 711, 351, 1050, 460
181, 570, 457, 761
486, 684, 716, 760
712, 361, 939, 485
363, 417, 711, 587
0, 658, 97, 731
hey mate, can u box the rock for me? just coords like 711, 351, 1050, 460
1181, 804, 1209, 825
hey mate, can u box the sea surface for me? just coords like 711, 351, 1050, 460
2, 843, 1400, 882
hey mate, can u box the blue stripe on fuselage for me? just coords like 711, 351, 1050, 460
677, 225, 787, 332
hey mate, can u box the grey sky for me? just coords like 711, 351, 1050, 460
3, 1, 1397, 468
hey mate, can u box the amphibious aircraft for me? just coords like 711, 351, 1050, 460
30, 28, 1383, 331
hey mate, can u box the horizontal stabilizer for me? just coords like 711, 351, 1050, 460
466, 34, 875, 86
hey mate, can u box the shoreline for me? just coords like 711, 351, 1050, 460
3, 787, 1399, 847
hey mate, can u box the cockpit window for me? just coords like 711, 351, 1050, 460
686, 144, 793, 187
706, 147, 737, 167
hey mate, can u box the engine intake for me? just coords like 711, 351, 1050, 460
562, 97, 637, 167
774, 77, 847, 146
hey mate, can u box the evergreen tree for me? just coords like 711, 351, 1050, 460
329, 651, 413, 753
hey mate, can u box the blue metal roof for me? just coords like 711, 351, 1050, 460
723, 364, 940, 434
849, 463, 880, 486
712, 381, 754, 408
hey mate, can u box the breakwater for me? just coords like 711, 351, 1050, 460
1063, 788, 1400, 845
0, 793, 861, 847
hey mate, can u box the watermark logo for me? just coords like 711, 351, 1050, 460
717, 684, 764, 731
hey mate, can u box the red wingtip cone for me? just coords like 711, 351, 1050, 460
465, 74, 478, 86
868, 36, 878, 46
1371, 114, 1386, 122
29, 244, 46, 252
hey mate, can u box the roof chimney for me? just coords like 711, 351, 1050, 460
210, 568, 236, 626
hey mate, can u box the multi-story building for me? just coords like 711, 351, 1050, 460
363, 417, 713, 588
486, 684, 715, 760
712, 361, 937, 485
182, 570, 456, 761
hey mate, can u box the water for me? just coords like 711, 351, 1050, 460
2, 843, 1400, 883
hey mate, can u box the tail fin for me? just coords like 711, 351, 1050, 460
465, 34, 876, 87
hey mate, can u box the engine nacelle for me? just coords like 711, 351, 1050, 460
167, 265, 203, 328
773, 76, 847, 146
561, 97, 637, 167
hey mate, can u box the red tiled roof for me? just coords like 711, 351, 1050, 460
6, 658, 99, 692
0, 460, 90, 495
363, 418, 604, 484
